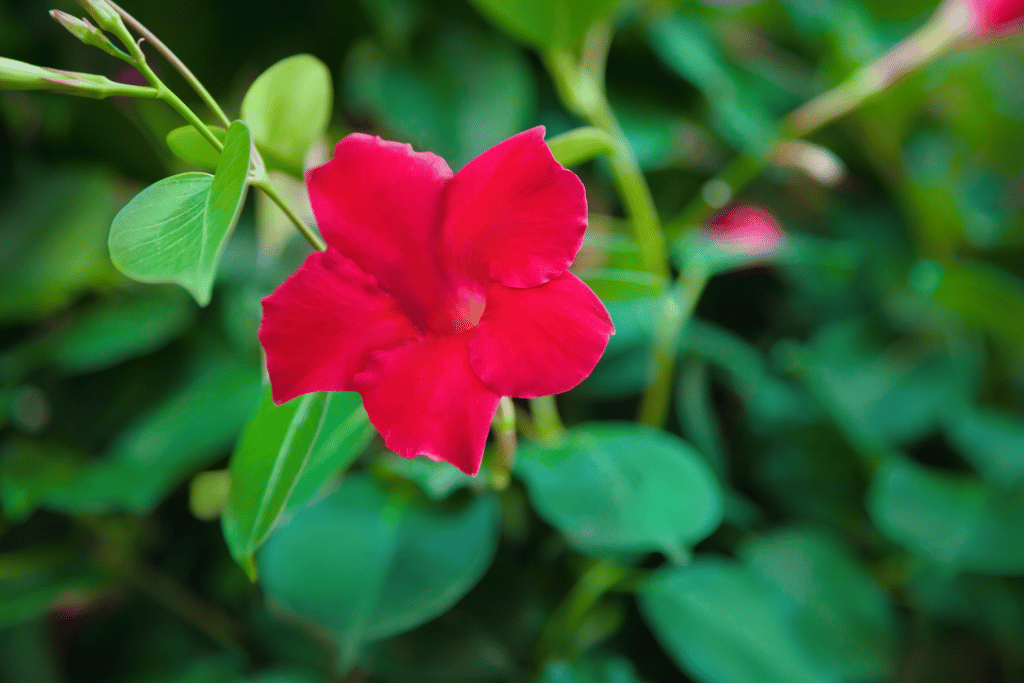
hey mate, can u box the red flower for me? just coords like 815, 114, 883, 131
258, 127, 614, 475
705, 205, 786, 257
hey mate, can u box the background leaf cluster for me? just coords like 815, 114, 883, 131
2, 0, 1024, 681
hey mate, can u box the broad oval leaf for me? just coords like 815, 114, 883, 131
945, 405, 1024, 489
868, 457, 1024, 575
258, 474, 499, 666
740, 529, 898, 682
109, 121, 251, 306
515, 423, 723, 562
639, 559, 833, 683
468, 0, 619, 49
222, 389, 332, 579
166, 124, 226, 171
241, 54, 332, 172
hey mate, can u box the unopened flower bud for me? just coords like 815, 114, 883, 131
49, 10, 128, 60
705, 205, 786, 257
73, 0, 121, 30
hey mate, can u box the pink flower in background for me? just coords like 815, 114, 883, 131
705, 205, 786, 257
962, 0, 1024, 33
258, 127, 614, 475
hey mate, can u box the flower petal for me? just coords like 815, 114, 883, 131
353, 332, 500, 475
468, 272, 614, 398
306, 134, 453, 327
442, 127, 587, 289
259, 249, 420, 404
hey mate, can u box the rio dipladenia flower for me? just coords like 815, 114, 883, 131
259, 127, 614, 475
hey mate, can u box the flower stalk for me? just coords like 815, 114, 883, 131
0, 56, 157, 99
490, 397, 517, 490
637, 263, 710, 427
545, 34, 670, 280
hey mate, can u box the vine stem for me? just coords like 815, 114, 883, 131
663, 3, 971, 241
637, 264, 710, 427
545, 33, 669, 280
530, 395, 565, 443
105, 0, 231, 128
104, 3, 322, 250
252, 179, 325, 251
490, 396, 517, 490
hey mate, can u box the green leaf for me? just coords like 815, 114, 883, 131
241, 54, 332, 171
945, 405, 1024, 489
515, 423, 723, 562
166, 124, 226, 171
109, 122, 251, 306
375, 453, 477, 502
222, 390, 333, 576
32, 351, 263, 515
547, 126, 617, 168
925, 259, 1024, 355
285, 391, 376, 513
576, 268, 667, 303
345, 27, 535, 168
467, 0, 619, 49
647, 16, 777, 154
740, 529, 898, 682
535, 656, 648, 683
49, 286, 195, 373
257, 474, 499, 667
0, 167, 119, 323
639, 558, 832, 683
0, 440, 89, 522
868, 457, 1024, 575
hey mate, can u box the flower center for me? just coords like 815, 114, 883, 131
427, 286, 486, 336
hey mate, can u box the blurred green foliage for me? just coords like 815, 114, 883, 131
2, 0, 1024, 681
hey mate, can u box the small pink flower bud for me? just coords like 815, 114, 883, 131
705, 205, 786, 257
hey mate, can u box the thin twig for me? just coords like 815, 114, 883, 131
105, 0, 232, 128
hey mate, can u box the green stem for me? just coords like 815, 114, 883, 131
105, 0, 232, 128
663, 7, 967, 243
545, 46, 669, 280
490, 396, 517, 490
638, 264, 710, 427
252, 179, 326, 251
530, 395, 565, 443
532, 559, 633, 665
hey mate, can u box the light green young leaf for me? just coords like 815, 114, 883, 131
516, 423, 723, 562
109, 121, 251, 305
166, 124, 226, 171
241, 54, 332, 171
222, 390, 332, 578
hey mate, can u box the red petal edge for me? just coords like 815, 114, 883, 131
353, 332, 501, 475
442, 126, 588, 289
306, 133, 453, 327
468, 272, 614, 399
258, 249, 420, 404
